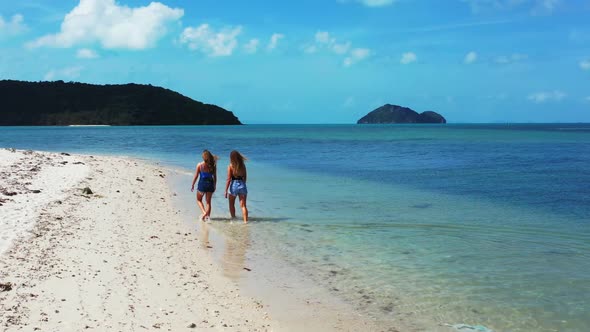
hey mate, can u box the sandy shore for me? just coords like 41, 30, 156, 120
0, 149, 273, 331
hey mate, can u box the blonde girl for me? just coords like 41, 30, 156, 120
224, 150, 249, 223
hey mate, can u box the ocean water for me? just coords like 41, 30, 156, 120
1, 124, 589, 331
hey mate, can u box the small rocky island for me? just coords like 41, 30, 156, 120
357, 104, 446, 124
0, 80, 241, 126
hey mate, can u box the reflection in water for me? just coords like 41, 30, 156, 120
198, 221, 211, 250
198, 216, 287, 280
219, 223, 251, 280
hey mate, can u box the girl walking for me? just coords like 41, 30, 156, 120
224, 150, 249, 223
191, 149, 218, 221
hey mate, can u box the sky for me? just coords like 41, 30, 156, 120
1, 0, 589, 124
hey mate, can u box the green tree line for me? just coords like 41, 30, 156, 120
0, 80, 241, 126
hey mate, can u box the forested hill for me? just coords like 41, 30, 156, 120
357, 104, 446, 124
0, 80, 241, 126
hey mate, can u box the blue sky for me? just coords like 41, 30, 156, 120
1, 0, 589, 123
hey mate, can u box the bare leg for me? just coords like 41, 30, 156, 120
205, 192, 213, 219
239, 194, 248, 223
196, 192, 206, 220
228, 195, 236, 218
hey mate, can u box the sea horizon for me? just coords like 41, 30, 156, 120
4, 122, 590, 125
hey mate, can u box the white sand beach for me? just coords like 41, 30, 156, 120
0, 149, 385, 332
0, 149, 273, 331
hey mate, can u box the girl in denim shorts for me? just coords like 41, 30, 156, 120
224, 150, 249, 223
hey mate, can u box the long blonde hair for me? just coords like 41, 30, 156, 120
202, 149, 217, 173
229, 150, 247, 176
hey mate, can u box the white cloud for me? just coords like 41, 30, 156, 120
180, 24, 242, 57
527, 90, 566, 103
76, 48, 99, 59
532, 0, 561, 15
315, 31, 333, 44
400, 52, 417, 64
344, 48, 370, 67
302, 32, 327, 54
580, 59, 590, 71
267, 33, 285, 51
464, 51, 478, 64
495, 53, 528, 64
356, 0, 396, 7
27, 0, 183, 50
306, 30, 370, 66
495, 56, 509, 64
463, 0, 561, 14
0, 14, 26, 35
243, 39, 259, 54
310, 31, 350, 53
332, 42, 351, 55
44, 66, 83, 81
352, 48, 370, 59
303, 45, 317, 54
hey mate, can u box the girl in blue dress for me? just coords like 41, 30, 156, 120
191, 149, 218, 221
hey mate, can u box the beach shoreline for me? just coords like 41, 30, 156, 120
0, 149, 274, 331
0, 149, 387, 331
1, 124, 588, 332
167, 170, 388, 332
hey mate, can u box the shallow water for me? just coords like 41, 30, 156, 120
1, 124, 589, 331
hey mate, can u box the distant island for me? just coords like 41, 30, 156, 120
357, 104, 446, 124
0, 80, 241, 126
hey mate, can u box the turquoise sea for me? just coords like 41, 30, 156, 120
1, 124, 589, 331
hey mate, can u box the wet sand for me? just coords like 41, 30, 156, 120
0, 149, 272, 331
168, 170, 388, 331
0, 148, 390, 331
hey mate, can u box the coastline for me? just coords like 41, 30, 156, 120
167, 170, 388, 332
0, 149, 387, 331
0, 149, 272, 330
1, 125, 588, 332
